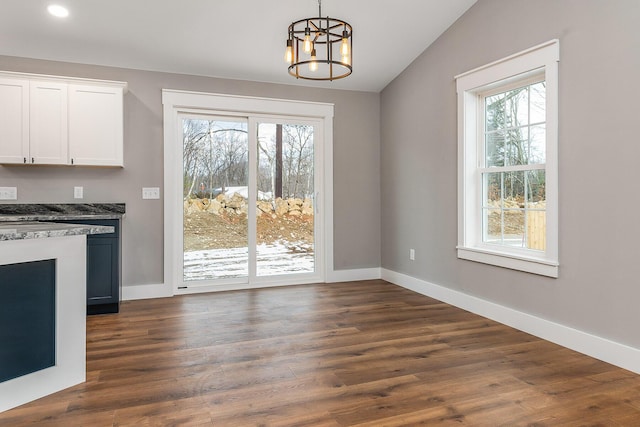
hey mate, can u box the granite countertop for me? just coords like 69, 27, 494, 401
0, 221, 114, 241
0, 203, 125, 221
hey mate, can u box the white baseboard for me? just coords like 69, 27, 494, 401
122, 268, 382, 301
326, 267, 382, 283
174, 276, 325, 295
122, 283, 171, 301
381, 268, 640, 375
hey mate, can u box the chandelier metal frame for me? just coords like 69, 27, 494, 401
285, 0, 352, 81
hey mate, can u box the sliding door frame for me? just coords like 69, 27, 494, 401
162, 90, 334, 295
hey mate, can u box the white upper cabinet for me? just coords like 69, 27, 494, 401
0, 78, 29, 164
0, 71, 126, 167
29, 81, 68, 165
69, 84, 124, 166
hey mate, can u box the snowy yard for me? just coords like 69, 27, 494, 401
183, 241, 314, 281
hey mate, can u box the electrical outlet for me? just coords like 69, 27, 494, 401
74, 186, 83, 199
0, 187, 17, 200
142, 187, 160, 199
409, 249, 415, 261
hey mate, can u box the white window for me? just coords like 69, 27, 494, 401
456, 40, 559, 277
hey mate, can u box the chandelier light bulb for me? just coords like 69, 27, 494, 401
341, 38, 349, 56
341, 30, 350, 56
284, 39, 293, 63
309, 48, 318, 72
303, 27, 313, 54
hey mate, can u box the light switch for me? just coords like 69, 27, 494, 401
74, 186, 83, 199
142, 187, 160, 199
0, 187, 17, 200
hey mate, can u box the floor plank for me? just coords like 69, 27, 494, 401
2, 279, 640, 426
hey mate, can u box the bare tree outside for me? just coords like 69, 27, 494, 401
257, 123, 314, 199
256, 122, 314, 276
183, 119, 248, 200
483, 81, 547, 249
182, 118, 315, 281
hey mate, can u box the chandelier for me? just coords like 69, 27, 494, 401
285, 0, 352, 81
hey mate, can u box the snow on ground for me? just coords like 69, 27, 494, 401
183, 241, 314, 281
214, 186, 272, 201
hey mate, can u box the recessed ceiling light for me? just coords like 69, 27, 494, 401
47, 4, 69, 18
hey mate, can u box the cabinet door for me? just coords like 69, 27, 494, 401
0, 260, 56, 382
29, 81, 68, 165
0, 78, 30, 164
86, 237, 119, 305
68, 84, 124, 166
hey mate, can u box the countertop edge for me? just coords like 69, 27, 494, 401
0, 222, 115, 242
0, 203, 126, 221
0, 214, 124, 221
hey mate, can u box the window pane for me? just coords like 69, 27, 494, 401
483, 171, 524, 247
530, 82, 546, 124
526, 170, 546, 207
505, 86, 528, 129
483, 208, 502, 243
484, 207, 526, 247
483, 172, 502, 207
502, 171, 525, 247
503, 209, 525, 247
503, 171, 525, 203
485, 131, 505, 167
526, 170, 546, 251
529, 124, 546, 164
526, 209, 546, 251
485, 81, 547, 168
505, 127, 528, 166
485, 93, 504, 131
483, 171, 530, 248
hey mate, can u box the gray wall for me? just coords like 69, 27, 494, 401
0, 56, 381, 287
381, 0, 640, 348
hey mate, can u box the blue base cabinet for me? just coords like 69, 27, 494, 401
52, 218, 121, 314
0, 259, 56, 382
86, 225, 120, 314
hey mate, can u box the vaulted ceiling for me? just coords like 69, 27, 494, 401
0, 0, 476, 92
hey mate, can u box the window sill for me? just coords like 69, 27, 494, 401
457, 246, 558, 278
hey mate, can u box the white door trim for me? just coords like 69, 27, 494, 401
162, 90, 334, 295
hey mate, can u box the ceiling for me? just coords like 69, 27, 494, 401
0, 0, 476, 93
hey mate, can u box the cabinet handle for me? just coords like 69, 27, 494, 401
71, 158, 74, 165
23, 157, 27, 164
31, 157, 34, 164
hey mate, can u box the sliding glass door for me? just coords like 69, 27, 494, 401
178, 113, 322, 291
182, 116, 249, 283
255, 121, 315, 277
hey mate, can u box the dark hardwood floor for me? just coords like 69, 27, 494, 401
2, 280, 640, 426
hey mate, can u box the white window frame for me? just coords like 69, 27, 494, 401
455, 40, 559, 278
